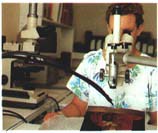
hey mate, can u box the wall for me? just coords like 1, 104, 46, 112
2, 3, 157, 44
2, 3, 20, 42
142, 3, 157, 38
73, 3, 157, 43
2, 3, 43, 42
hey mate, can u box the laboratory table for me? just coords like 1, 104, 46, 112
2, 88, 157, 130
3, 88, 74, 130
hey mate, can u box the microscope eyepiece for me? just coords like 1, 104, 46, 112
28, 3, 38, 18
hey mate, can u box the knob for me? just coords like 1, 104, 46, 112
2, 75, 8, 85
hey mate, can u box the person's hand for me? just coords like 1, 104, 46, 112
43, 111, 63, 122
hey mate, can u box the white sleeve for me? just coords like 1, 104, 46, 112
147, 68, 157, 112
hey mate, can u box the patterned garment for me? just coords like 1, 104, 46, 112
67, 49, 157, 112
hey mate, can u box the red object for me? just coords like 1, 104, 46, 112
90, 112, 143, 130
61, 3, 73, 25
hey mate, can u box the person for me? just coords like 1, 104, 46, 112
44, 3, 157, 129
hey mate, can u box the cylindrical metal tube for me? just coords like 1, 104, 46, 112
123, 53, 157, 67
112, 5, 121, 44
108, 63, 118, 89
108, 53, 118, 89
28, 3, 38, 18
113, 15, 120, 43
27, 3, 38, 29
27, 17, 37, 29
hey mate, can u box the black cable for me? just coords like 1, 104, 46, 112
70, 70, 113, 105
47, 95, 60, 112
3, 109, 27, 123
2, 51, 113, 105
3, 113, 27, 123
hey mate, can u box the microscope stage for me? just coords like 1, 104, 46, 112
2, 88, 47, 109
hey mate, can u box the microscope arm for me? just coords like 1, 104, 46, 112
123, 53, 157, 67
110, 52, 157, 67
108, 52, 157, 89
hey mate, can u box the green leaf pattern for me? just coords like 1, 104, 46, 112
130, 65, 140, 78
67, 49, 157, 111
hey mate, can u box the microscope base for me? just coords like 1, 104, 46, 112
2, 99, 45, 109
2, 88, 47, 109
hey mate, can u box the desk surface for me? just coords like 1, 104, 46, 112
3, 88, 156, 130
3, 98, 54, 130
3, 88, 73, 130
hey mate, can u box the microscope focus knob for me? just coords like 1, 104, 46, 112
2, 75, 8, 85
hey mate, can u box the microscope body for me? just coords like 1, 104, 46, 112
2, 3, 48, 109
2, 57, 47, 109
2, 59, 16, 89
107, 42, 132, 88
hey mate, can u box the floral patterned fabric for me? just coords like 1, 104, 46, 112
66, 49, 157, 111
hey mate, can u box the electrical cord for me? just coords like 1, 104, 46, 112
3, 113, 26, 122
2, 51, 113, 106
47, 95, 60, 112
3, 109, 27, 123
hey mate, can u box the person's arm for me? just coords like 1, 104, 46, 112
44, 51, 98, 121
44, 96, 88, 121
62, 95, 88, 117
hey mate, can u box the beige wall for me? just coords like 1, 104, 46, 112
2, 3, 43, 42
2, 3, 157, 43
73, 3, 157, 43
2, 3, 20, 42
142, 3, 157, 38
73, 3, 109, 43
